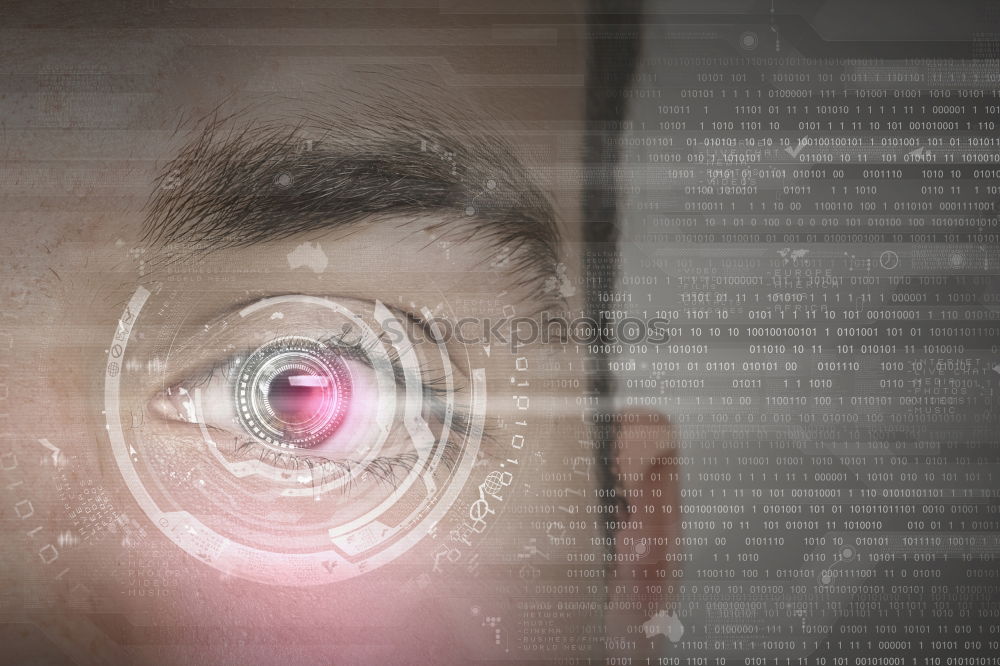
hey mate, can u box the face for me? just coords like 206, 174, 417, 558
2, 5, 677, 663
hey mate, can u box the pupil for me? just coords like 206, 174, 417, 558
267, 369, 329, 424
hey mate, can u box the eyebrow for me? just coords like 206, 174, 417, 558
141, 97, 561, 292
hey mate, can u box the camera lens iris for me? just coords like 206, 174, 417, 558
236, 337, 353, 449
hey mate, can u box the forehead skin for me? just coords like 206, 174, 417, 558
0, 4, 604, 664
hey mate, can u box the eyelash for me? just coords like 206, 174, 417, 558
176, 328, 471, 494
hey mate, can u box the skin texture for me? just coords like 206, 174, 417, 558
0, 4, 678, 663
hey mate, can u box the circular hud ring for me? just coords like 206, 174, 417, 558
235, 336, 352, 450
106, 289, 488, 586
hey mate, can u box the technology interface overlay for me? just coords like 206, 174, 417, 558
2, 3, 1000, 663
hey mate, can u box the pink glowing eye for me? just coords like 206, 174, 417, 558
235, 337, 353, 449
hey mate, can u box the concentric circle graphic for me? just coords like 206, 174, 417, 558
105, 289, 487, 586
235, 336, 353, 449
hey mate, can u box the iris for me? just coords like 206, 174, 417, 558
238, 337, 353, 449
266, 369, 333, 425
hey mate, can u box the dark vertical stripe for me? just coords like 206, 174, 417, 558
584, 0, 643, 532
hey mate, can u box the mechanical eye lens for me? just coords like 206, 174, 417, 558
236, 337, 353, 449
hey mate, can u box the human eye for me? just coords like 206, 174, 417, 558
102, 287, 498, 586
143, 294, 469, 493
